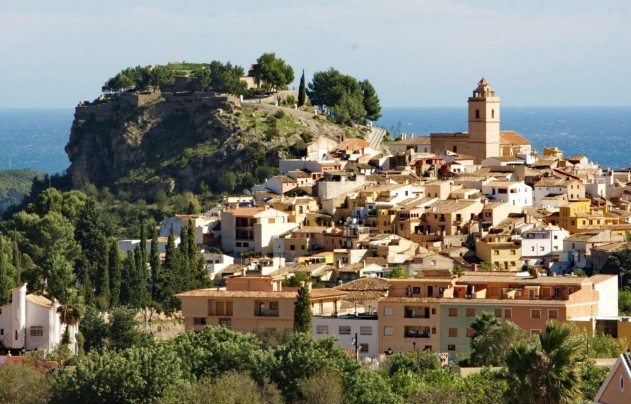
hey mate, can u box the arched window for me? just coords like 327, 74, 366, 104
492, 109, 495, 119
475, 109, 480, 119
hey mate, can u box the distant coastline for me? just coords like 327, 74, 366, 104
377, 106, 631, 171
1, 106, 630, 174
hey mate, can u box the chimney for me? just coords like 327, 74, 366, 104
471, 263, 477, 272
307, 282, 312, 291
533, 268, 539, 279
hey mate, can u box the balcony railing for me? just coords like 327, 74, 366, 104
255, 310, 279, 317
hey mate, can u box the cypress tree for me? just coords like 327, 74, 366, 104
94, 234, 110, 309
157, 230, 181, 312
298, 69, 306, 107
0, 237, 11, 304
12, 239, 21, 285
78, 261, 95, 306
293, 284, 312, 333
130, 246, 149, 308
120, 251, 134, 306
108, 238, 122, 307
179, 224, 191, 291
139, 218, 148, 266
75, 199, 102, 285
149, 227, 161, 301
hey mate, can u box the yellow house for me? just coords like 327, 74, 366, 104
271, 197, 320, 224
176, 276, 347, 333
475, 234, 522, 270
548, 200, 631, 235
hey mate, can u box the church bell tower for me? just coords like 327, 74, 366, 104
468, 77, 500, 163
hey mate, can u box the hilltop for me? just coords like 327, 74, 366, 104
65, 90, 367, 200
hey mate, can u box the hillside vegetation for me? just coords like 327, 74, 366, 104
0, 169, 44, 212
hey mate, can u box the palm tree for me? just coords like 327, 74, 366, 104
505, 321, 582, 403
57, 301, 83, 355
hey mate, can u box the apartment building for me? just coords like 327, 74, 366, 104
177, 276, 347, 333
378, 276, 456, 354
220, 207, 299, 255
475, 234, 522, 270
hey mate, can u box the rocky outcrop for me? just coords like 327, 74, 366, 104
65, 92, 363, 199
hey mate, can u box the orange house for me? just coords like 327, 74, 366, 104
177, 276, 347, 333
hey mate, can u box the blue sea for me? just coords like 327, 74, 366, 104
377, 106, 631, 171
0, 107, 630, 174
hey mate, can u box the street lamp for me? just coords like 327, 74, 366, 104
412, 341, 416, 351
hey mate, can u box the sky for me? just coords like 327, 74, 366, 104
1, 0, 630, 108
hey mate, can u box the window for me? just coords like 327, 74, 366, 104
316, 325, 329, 335
269, 302, 279, 311
529, 290, 535, 299
531, 309, 541, 319
413, 287, 421, 295
360, 343, 369, 353
360, 326, 372, 336
466, 328, 474, 337
30, 326, 44, 337
495, 308, 502, 318
548, 309, 558, 319
290, 245, 295, 251
431, 308, 436, 315
193, 317, 207, 325
568, 287, 574, 294
448, 344, 456, 351
219, 318, 231, 328
466, 308, 475, 317
530, 329, 542, 336
504, 308, 512, 319
448, 328, 457, 337
384, 327, 394, 336
384, 307, 393, 316
339, 326, 351, 335
475, 109, 480, 119
448, 308, 458, 317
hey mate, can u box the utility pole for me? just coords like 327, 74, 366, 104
352, 332, 359, 360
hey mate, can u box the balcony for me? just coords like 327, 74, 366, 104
255, 301, 280, 317
404, 307, 431, 319
404, 326, 430, 338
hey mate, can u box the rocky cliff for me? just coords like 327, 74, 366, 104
65, 92, 363, 199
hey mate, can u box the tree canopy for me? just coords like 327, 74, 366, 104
255, 53, 295, 92
307, 68, 381, 125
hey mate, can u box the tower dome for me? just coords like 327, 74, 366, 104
473, 77, 495, 98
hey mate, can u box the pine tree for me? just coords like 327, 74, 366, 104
293, 284, 312, 333
108, 238, 122, 307
149, 227, 161, 301
94, 234, 110, 309
298, 69, 306, 107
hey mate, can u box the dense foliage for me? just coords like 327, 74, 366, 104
0, 187, 210, 315
255, 53, 295, 92
307, 68, 381, 124
0, 169, 44, 213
